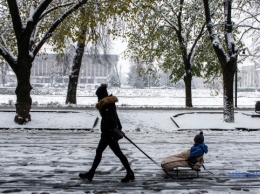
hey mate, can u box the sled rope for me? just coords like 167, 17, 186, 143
202, 164, 213, 174
123, 134, 174, 179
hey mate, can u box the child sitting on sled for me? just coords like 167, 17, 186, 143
161, 131, 208, 171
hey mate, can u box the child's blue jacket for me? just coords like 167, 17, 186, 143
189, 143, 208, 164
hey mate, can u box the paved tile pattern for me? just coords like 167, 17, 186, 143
1, 129, 260, 193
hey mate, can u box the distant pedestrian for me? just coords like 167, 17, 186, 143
161, 131, 208, 171
79, 83, 135, 182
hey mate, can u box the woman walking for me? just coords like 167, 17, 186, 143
79, 83, 135, 182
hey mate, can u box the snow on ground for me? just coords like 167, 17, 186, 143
0, 88, 260, 107
0, 88, 260, 193
1, 109, 259, 132
0, 88, 259, 131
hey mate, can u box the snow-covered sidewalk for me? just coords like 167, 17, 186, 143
1, 125, 260, 193
1, 108, 260, 193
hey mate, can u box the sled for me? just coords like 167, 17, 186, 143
172, 167, 201, 178
161, 149, 204, 178
124, 135, 211, 179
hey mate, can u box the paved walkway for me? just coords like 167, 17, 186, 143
1, 128, 260, 193
0, 108, 260, 194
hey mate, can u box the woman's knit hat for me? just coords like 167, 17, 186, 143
194, 131, 204, 144
95, 83, 108, 102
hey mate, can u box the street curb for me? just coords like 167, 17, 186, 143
0, 128, 95, 131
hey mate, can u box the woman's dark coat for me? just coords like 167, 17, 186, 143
96, 96, 122, 139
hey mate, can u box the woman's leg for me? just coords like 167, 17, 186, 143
109, 141, 135, 182
79, 137, 108, 181
89, 137, 108, 172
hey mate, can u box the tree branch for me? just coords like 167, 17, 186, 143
224, 0, 238, 58
6, 0, 23, 42
177, 0, 184, 34
29, 20, 43, 51
165, 1, 178, 18
32, 0, 88, 61
39, 2, 75, 21
189, 23, 206, 61
236, 25, 260, 30
185, 12, 196, 41
25, 0, 53, 36
203, 0, 228, 66
29, 2, 75, 50
0, 34, 8, 49
0, 44, 17, 71
30, 0, 53, 23
233, 7, 260, 24
155, 2, 179, 32
238, 27, 255, 42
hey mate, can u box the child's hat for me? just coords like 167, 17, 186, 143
194, 131, 204, 144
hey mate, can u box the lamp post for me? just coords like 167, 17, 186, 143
235, 65, 238, 108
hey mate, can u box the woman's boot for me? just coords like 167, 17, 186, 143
79, 170, 94, 181
121, 170, 135, 182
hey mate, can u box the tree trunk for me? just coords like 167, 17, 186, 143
184, 73, 193, 107
14, 60, 32, 124
222, 61, 236, 122
202, 0, 238, 123
66, 30, 86, 105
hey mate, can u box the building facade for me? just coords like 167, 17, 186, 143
238, 64, 260, 88
30, 54, 118, 87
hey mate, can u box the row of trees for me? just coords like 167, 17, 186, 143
0, 0, 259, 124
119, 0, 259, 122
0, 0, 138, 124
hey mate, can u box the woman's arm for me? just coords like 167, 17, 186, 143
115, 109, 122, 130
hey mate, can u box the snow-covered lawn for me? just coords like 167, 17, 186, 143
0, 88, 259, 130
0, 88, 259, 107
